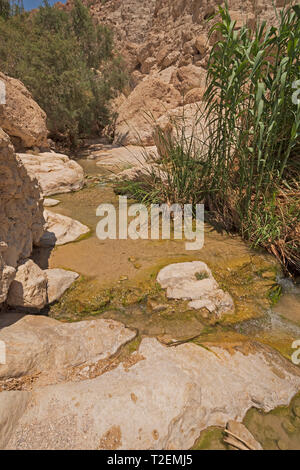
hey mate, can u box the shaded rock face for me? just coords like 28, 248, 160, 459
18, 152, 84, 196
4, 337, 300, 450
0, 129, 44, 305
0, 72, 48, 150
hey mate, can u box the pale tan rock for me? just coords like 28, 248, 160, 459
0, 391, 31, 449
194, 33, 209, 55
0, 129, 44, 304
6, 337, 300, 450
225, 421, 263, 450
171, 64, 206, 94
114, 76, 182, 145
45, 268, 79, 304
161, 50, 180, 69
156, 102, 207, 144
0, 243, 16, 303
18, 152, 84, 196
43, 198, 60, 207
0, 72, 48, 149
157, 261, 234, 317
7, 259, 48, 310
184, 87, 205, 104
141, 57, 156, 74
229, 10, 256, 30
38, 210, 90, 247
0, 315, 136, 380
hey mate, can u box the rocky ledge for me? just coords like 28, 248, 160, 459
0, 315, 299, 450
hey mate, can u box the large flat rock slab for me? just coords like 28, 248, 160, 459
6, 338, 300, 450
0, 391, 31, 449
0, 316, 136, 380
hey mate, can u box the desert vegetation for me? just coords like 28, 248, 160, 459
117, 4, 300, 275
0, 0, 127, 147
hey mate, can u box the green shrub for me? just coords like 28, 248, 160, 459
0, 0, 127, 147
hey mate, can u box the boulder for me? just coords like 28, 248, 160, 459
183, 87, 205, 104
170, 64, 206, 95
6, 337, 300, 450
0, 72, 48, 149
157, 262, 234, 317
45, 268, 79, 304
43, 198, 60, 207
0, 316, 136, 380
141, 57, 156, 74
0, 391, 31, 449
17, 152, 84, 196
7, 259, 47, 310
156, 102, 207, 146
194, 33, 209, 56
38, 210, 90, 247
161, 50, 180, 69
114, 76, 182, 145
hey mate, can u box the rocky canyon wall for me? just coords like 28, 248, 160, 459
74, 0, 296, 145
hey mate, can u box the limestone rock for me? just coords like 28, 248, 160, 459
0, 243, 15, 304
171, 64, 206, 95
114, 76, 182, 145
0, 72, 48, 149
6, 337, 300, 450
43, 198, 60, 207
141, 57, 156, 74
45, 268, 79, 304
18, 152, 84, 196
224, 420, 263, 450
0, 391, 31, 449
0, 129, 44, 304
38, 210, 90, 247
157, 261, 234, 317
0, 316, 136, 380
7, 259, 47, 310
194, 33, 209, 56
